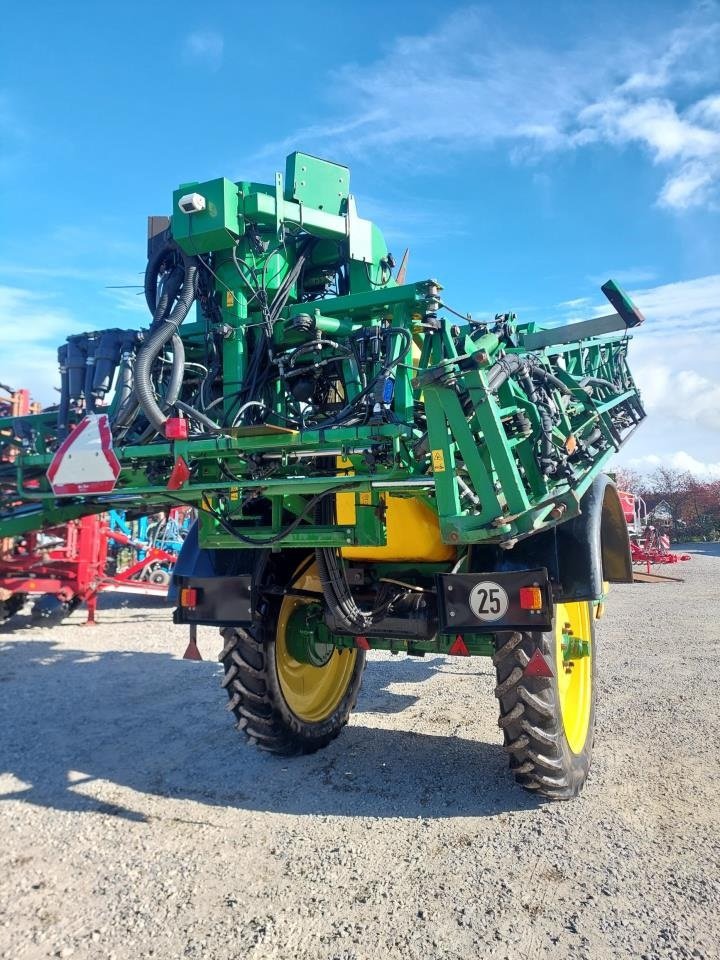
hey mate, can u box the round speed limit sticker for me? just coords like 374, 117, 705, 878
469, 581, 509, 622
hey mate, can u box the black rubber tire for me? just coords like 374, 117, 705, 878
0, 592, 27, 622
30, 593, 80, 625
493, 608, 596, 800
219, 597, 366, 756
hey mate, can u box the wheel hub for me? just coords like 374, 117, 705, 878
284, 603, 335, 666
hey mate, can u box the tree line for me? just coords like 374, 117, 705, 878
614, 466, 720, 542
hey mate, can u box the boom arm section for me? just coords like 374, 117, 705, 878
0, 152, 646, 551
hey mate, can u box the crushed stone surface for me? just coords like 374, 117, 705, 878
1, 544, 718, 959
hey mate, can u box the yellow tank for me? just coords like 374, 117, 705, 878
336, 492, 456, 563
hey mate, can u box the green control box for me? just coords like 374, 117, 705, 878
172, 177, 240, 254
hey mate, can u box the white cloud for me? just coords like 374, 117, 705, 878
0, 262, 104, 281
0, 286, 81, 345
0, 286, 84, 403
631, 358, 720, 433
265, 8, 720, 209
630, 274, 720, 331
624, 275, 720, 434
605, 272, 720, 475
659, 162, 715, 208
558, 296, 591, 309
627, 452, 720, 479
580, 97, 719, 162
185, 29, 224, 69
619, 18, 719, 94
578, 95, 720, 209
0, 259, 148, 404
588, 268, 658, 286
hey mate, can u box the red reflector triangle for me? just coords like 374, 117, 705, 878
355, 635, 371, 650
449, 635, 470, 656
524, 648, 554, 678
167, 456, 191, 491
183, 638, 203, 661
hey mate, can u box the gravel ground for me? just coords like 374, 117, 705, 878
1, 544, 719, 960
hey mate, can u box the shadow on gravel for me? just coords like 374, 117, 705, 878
0, 591, 173, 633
676, 541, 720, 557
353, 657, 494, 714
0, 639, 538, 821
354, 656, 440, 714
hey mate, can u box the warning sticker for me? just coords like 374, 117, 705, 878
359, 492, 372, 505
431, 449, 446, 473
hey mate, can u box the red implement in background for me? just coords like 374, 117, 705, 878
0, 515, 177, 625
619, 489, 691, 579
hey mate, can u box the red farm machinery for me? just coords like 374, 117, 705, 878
1, 384, 186, 624
618, 489, 690, 579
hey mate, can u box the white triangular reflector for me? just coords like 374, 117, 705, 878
47, 414, 121, 495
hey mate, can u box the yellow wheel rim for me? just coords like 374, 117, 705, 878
554, 600, 593, 755
275, 563, 358, 724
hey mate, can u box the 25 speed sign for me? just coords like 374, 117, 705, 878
469, 581, 509, 622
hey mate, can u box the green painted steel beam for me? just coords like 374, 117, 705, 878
0, 148, 646, 560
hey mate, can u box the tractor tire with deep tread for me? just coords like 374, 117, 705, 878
219, 598, 366, 756
493, 602, 596, 800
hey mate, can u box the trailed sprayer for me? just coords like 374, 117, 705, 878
0, 153, 646, 798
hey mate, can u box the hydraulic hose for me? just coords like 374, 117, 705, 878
144, 241, 176, 314
314, 490, 399, 633
134, 328, 179, 432
582, 427, 603, 450
113, 398, 139, 432
531, 368, 572, 396
166, 334, 185, 407
580, 376, 618, 392
315, 541, 374, 633
83, 335, 99, 413
487, 355, 571, 397
154, 265, 184, 323
486, 355, 568, 476
134, 248, 199, 432
57, 344, 70, 435
486, 354, 524, 393
112, 359, 136, 428
174, 399, 220, 433
305, 327, 412, 431
538, 404, 555, 475
115, 348, 135, 409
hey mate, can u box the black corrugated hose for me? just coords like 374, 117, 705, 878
134, 244, 199, 433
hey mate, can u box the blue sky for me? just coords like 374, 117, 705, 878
1, 1, 719, 475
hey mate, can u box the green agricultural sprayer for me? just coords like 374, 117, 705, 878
0, 153, 646, 798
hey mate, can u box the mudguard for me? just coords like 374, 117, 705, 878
468, 474, 632, 601
170, 523, 275, 625
168, 522, 217, 603
558, 473, 633, 595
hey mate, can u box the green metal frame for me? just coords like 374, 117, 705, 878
0, 152, 645, 564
